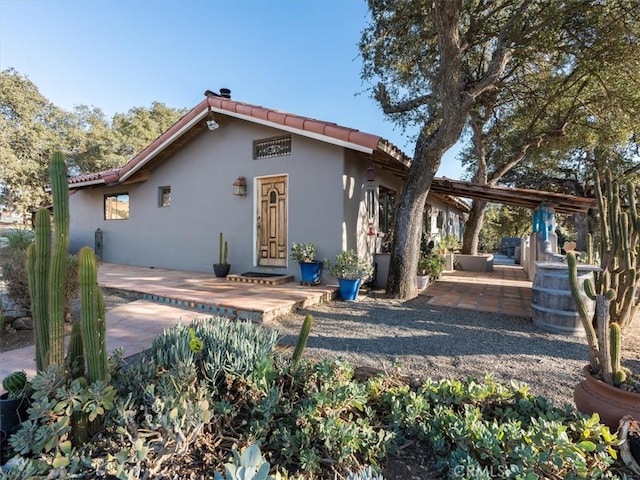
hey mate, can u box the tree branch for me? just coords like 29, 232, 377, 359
373, 83, 432, 114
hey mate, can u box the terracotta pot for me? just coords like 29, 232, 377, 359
574, 365, 640, 430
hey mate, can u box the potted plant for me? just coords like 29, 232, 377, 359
416, 256, 431, 290
0, 370, 31, 439
440, 235, 460, 270
290, 242, 322, 285
213, 232, 230, 278
423, 253, 446, 282
568, 169, 639, 432
327, 249, 374, 301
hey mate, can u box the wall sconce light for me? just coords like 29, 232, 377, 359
365, 162, 376, 219
207, 106, 220, 131
233, 176, 247, 197
366, 163, 375, 182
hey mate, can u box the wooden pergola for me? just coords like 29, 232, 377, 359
429, 178, 597, 214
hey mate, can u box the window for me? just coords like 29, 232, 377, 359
378, 186, 396, 252
159, 186, 171, 207
254, 136, 292, 159
104, 193, 129, 220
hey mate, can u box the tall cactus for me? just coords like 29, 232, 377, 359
27, 208, 52, 371
218, 232, 229, 265
27, 151, 108, 382
567, 252, 600, 368
592, 170, 639, 330
567, 168, 639, 387
47, 152, 70, 366
78, 246, 107, 384
610, 323, 627, 386
26, 151, 110, 447
66, 320, 85, 379
290, 314, 313, 372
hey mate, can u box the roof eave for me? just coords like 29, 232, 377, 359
118, 104, 209, 183
67, 179, 107, 191
209, 106, 376, 154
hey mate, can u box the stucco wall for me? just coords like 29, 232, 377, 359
425, 196, 466, 242
69, 118, 377, 276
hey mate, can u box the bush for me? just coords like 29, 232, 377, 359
3, 227, 35, 254
1, 251, 79, 318
4, 322, 624, 479
2, 249, 31, 312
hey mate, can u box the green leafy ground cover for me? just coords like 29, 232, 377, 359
2, 316, 634, 479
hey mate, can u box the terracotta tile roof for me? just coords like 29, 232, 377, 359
206, 95, 384, 152
68, 168, 121, 187
69, 94, 411, 189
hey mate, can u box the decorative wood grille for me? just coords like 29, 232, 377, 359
254, 136, 291, 159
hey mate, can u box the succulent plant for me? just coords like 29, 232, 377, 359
346, 466, 384, 480
290, 242, 317, 263
214, 444, 272, 480
327, 250, 374, 280
149, 317, 278, 381
2, 371, 28, 399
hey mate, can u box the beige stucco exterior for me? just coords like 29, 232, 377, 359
68, 109, 468, 281
70, 118, 392, 276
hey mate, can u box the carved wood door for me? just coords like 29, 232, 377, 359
257, 175, 287, 267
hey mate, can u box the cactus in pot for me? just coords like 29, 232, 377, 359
1, 371, 30, 400
567, 169, 639, 390
568, 170, 640, 434
213, 232, 231, 277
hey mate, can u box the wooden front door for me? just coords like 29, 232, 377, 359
257, 175, 287, 267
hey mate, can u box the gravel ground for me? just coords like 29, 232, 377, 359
268, 290, 640, 409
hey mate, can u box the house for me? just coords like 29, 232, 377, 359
67, 91, 469, 281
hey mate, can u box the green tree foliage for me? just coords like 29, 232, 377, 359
65, 105, 122, 175
0, 68, 187, 219
360, 0, 640, 298
111, 102, 187, 159
478, 204, 531, 253
459, 1, 640, 253
0, 68, 70, 216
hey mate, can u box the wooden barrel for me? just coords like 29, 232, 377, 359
531, 262, 600, 336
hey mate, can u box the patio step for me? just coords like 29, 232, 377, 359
104, 288, 239, 318
227, 273, 294, 285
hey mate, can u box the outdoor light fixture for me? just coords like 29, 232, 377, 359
233, 176, 247, 197
366, 163, 375, 182
365, 163, 376, 220
207, 106, 220, 131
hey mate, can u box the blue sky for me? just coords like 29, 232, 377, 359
0, 0, 463, 178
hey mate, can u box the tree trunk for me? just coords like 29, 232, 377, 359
462, 200, 487, 255
385, 0, 511, 299
386, 123, 467, 298
573, 211, 597, 252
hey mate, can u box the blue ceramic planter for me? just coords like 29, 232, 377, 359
299, 261, 322, 285
338, 278, 362, 301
